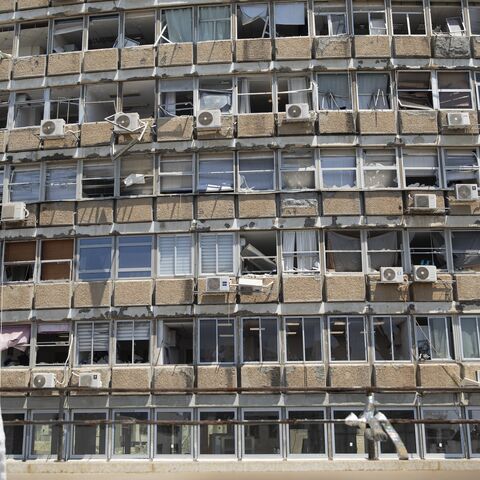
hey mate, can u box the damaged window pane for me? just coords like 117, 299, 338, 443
0, 92, 9, 129
76, 322, 110, 365
158, 234, 192, 277
314, 2, 347, 35
363, 149, 398, 188
367, 230, 403, 272
320, 149, 357, 188
329, 317, 366, 361
397, 71, 432, 109
460, 316, 480, 359
403, 149, 440, 188
198, 6, 231, 41
88, 15, 119, 50
353, 0, 387, 35
274, 2, 308, 37
373, 316, 410, 361
118, 236, 152, 278
431, 5, 465, 35
18, 22, 48, 56
409, 231, 447, 269
438, 71, 472, 109
238, 77, 272, 113
78, 237, 113, 281
160, 79, 194, 117
0, 325, 30, 367
423, 408, 463, 455
84, 84, 117, 123
36, 324, 70, 365
160, 8, 193, 43
199, 318, 234, 364
121, 80, 155, 119
9, 166, 40, 202
0, 25, 14, 55
240, 231, 277, 274
277, 76, 312, 111
415, 316, 453, 360
31, 412, 62, 456
282, 230, 320, 273
444, 149, 480, 187
325, 230, 362, 272
199, 78, 232, 113
238, 151, 275, 191
288, 410, 326, 455
198, 152, 234, 192
124, 11, 155, 46
237, 4, 270, 38
451, 231, 480, 272
160, 319, 193, 365
45, 164, 77, 201
158, 154, 193, 193
50, 86, 80, 124
286, 317, 322, 362
317, 73, 351, 110
3, 241, 35, 283
116, 321, 150, 364
82, 159, 115, 198
357, 73, 391, 109
242, 317, 278, 362
280, 149, 316, 190
14, 90, 44, 127
40, 239, 73, 281
52, 18, 83, 53
392, 4, 425, 35
120, 154, 154, 196
470, 6, 480, 34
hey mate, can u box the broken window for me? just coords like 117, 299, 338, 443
40, 239, 73, 281
277, 76, 312, 111
317, 73, 351, 110
0, 92, 9, 129
30, 412, 62, 457
76, 322, 110, 365
325, 231, 362, 272
470, 2, 480, 35
437, 71, 472, 109
423, 408, 463, 456
391, 3, 425, 35
115, 320, 150, 364
397, 71, 432, 109
379, 409, 417, 455
329, 317, 366, 361
199, 233, 234, 275
314, 1, 347, 35
78, 237, 113, 281
241, 231, 277, 274
274, 2, 308, 37
120, 154, 154, 196
198, 152, 234, 192
460, 316, 480, 359
199, 318, 235, 364
158, 154, 193, 193
280, 149, 316, 190
4, 413, 25, 456
121, 80, 155, 119
363, 149, 398, 189
238, 77, 272, 113
14, 90, 45, 127
84, 83, 117, 123
35, 323, 70, 365
468, 409, 480, 455
373, 316, 410, 361
287, 410, 326, 455
353, 1, 387, 35
403, 149, 440, 188
333, 409, 371, 455
198, 6, 231, 41
18, 22, 48, 56
45, 164, 77, 200
444, 150, 480, 188
0, 24, 14, 55
158, 234, 193, 276
71, 411, 107, 456
124, 11, 155, 47
156, 411, 192, 456
238, 151, 275, 191
451, 231, 480, 272
320, 149, 357, 188
113, 410, 149, 456
52, 18, 83, 53
430, 2, 464, 35
9, 165, 41, 201
282, 230, 320, 273
367, 230, 403, 272
199, 410, 236, 455
88, 14, 119, 49
357, 73, 391, 109
199, 78, 233, 113
118, 236, 152, 278
159, 320, 193, 365
50, 86, 81, 124
243, 410, 280, 455
242, 317, 278, 362
0, 325, 30, 367
285, 317, 322, 362
159, 79, 194, 117
237, 3, 270, 38
3, 241, 35, 283
409, 231, 447, 269
82, 159, 115, 198
0, 167, 4, 203
415, 316, 453, 360
160, 8, 193, 43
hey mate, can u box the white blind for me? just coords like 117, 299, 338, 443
218, 235, 234, 273
176, 236, 192, 275
117, 321, 150, 341
200, 235, 217, 274
159, 235, 192, 275
201, 234, 234, 274
159, 236, 175, 276
77, 323, 109, 351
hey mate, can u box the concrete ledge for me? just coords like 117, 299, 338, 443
0, 0, 15, 13
156, 116, 193, 142
121, 46, 155, 69
13, 55, 46, 78
116, 197, 153, 223
0, 130, 7, 153
322, 191, 361, 215
83, 48, 118, 72
0, 284, 34, 310
43, 124, 79, 149
329, 364, 371, 387
282, 275, 323, 303
80, 121, 113, 146
448, 192, 480, 215
17, 0, 48, 8
318, 111, 355, 134
325, 275, 366, 302
241, 365, 281, 388
0, 368, 30, 390
114, 280, 153, 306
197, 194, 235, 219
455, 274, 480, 301
7, 127, 41, 152
314, 36, 351, 58
0, 57, 12, 81
156, 196, 193, 221
73, 281, 112, 308
158, 43, 193, 66
358, 111, 396, 134
418, 363, 462, 387
196, 365, 237, 389
393, 36, 430, 57
155, 278, 194, 305
197, 40, 233, 64
439, 111, 478, 135
284, 365, 326, 388
354, 36, 390, 57
238, 194, 276, 218
111, 367, 151, 390
34, 283, 71, 309
277, 112, 315, 136
280, 192, 318, 216
399, 111, 438, 135
197, 277, 236, 305
196, 115, 234, 139
236, 38, 272, 62
374, 364, 416, 388
368, 275, 409, 302
152, 366, 194, 390
411, 274, 453, 302
47, 52, 82, 76
77, 200, 113, 225
433, 35, 471, 58
239, 275, 279, 303
275, 36, 312, 60
364, 191, 403, 216
39, 202, 75, 226
237, 113, 275, 138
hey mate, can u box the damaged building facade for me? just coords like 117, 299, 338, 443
0, 0, 479, 475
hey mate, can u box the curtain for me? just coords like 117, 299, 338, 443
165, 9, 193, 43
452, 233, 480, 271
199, 6, 230, 41
275, 3, 305, 25
460, 318, 480, 358
367, 231, 399, 270
357, 74, 389, 109
283, 232, 296, 271
164, 92, 176, 116
240, 4, 268, 25
430, 318, 449, 359
431, 233, 447, 269
318, 74, 351, 110
287, 77, 308, 104
199, 91, 232, 112
0, 325, 30, 351
296, 231, 318, 271
239, 78, 251, 114
327, 232, 362, 272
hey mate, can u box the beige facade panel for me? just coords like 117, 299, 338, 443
358, 111, 396, 134
196, 115, 234, 139
241, 365, 281, 388
284, 365, 326, 388
197, 40, 233, 64
439, 111, 479, 135
282, 275, 323, 303
236, 38, 272, 62
0, 58, 12, 81
411, 274, 454, 302
197, 194, 235, 219
0, 129, 8, 153
4, 204, 38, 229
156, 195, 193, 221
448, 193, 480, 215
325, 275, 366, 302
0, 0, 15, 12
156, 116, 193, 142
7, 127, 41, 152
455, 274, 480, 301
354, 36, 390, 58
47, 52, 82, 76
120, 46, 155, 69
43, 124, 79, 150
280, 192, 318, 216
80, 121, 113, 146
433, 35, 471, 58
152, 366, 194, 390
473, 36, 480, 58
329, 364, 371, 387
368, 275, 409, 302
237, 113, 275, 138
39, 202, 75, 226
34, 282, 71, 309
322, 191, 362, 215
116, 197, 153, 223
77, 200, 114, 224
114, 280, 153, 306
314, 36, 351, 59
196, 365, 237, 390
17, 0, 48, 8
399, 111, 438, 135
197, 277, 236, 305
375, 364, 416, 388
407, 190, 445, 212
318, 111, 355, 134
238, 194, 276, 218
364, 191, 403, 216
155, 278, 194, 305
0, 284, 34, 310
418, 363, 461, 387
117, 118, 154, 145
13, 55, 46, 78
73, 281, 112, 308
463, 363, 480, 383
111, 367, 151, 391
158, 42, 194, 67
277, 112, 316, 136
83, 48, 119, 72
0, 368, 30, 391
393, 36, 431, 57
239, 275, 279, 303
275, 36, 312, 60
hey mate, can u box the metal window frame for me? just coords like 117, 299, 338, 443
241, 316, 279, 364
198, 232, 236, 276
69, 409, 109, 459
111, 408, 151, 459
459, 315, 480, 360
114, 319, 151, 366
197, 317, 236, 365
74, 320, 111, 367
154, 408, 194, 458
328, 315, 368, 363
284, 316, 323, 363
371, 315, 412, 362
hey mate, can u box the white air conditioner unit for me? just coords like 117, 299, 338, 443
32, 373, 56, 389
455, 183, 479, 201
113, 112, 141, 133
79, 372, 102, 389
238, 277, 264, 291
285, 103, 309, 122
413, 193, 437, 210
40, 119, 66, 139
413, 265, 437, 282
197, 109, 221, 130
380, 267, 404, 283
447, 112, 470, 128
1, 202, 27, 222
206, 276, 230, 293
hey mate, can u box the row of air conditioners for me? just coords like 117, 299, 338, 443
413, 185, 478, 210
380, 266, 438, 283
32, 372, 102, 389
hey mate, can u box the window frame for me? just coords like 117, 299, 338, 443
360, 148, 400, 189
282, 230, 320, 274
466, 407, 480, 458
328, 316, 367, 363
197, 408, 237, 458
356, 72, 392, 111
284, 316, 323, 363
279, 149, 317, 191
114, 320, 151, 365
39, 238, 74, 283
111, 409, 150, 458
443, 148, 480, 189
241, 408, 282, 458
238, 151, 275, 192
319, 148, 357, 189
158, 153, 194, 194
372, 315, 412, 362
316, 72, 352, 111
436, 71, 473, 110
158, 234, 193, 277
198, 318, 236, 365
313, 3, 348, 36
414, 316, 453, 361
70, 409, 108, 459
154, 408, 194, 458
402, 148, 441, 189
116, 235, 153, 279
241, 317, 279, 364
197, 152, 235, 193
2, 240, 36, 284
3, 411, 26, 458
391, 8, 426, 36
199, 232, 236, 276
459, 316, 480, 360
77, 237, 113, 281
75, 321, 110, 366
29, 410, 66, 459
